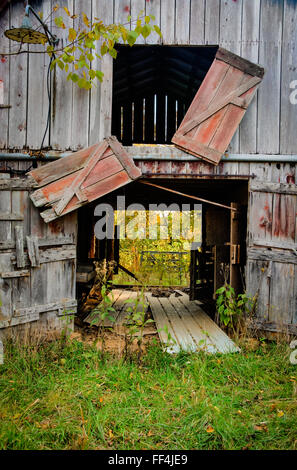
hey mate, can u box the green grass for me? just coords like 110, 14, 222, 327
0, 338, 296, 450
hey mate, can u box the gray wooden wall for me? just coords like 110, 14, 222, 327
0, 164, 77, 341
0, 0, 297, 154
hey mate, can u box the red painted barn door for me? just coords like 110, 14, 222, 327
29, 137, 141, 223
172, 48, 264, 165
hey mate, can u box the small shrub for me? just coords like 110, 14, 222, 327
215, 284, 254, 332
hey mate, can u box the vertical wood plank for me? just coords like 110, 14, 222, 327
175, 0, 190, 44
0, 253, 12, 321
15, 225, 25, 268
269, 262, 295, 324
30, 260, 47, 312
219, 0, 242, 153
131, 0, 145, 44
111, 101, 122, 142
0, 5, 10, 148
47, 260, 62, 303
89, 0, 114, 144
0, 177, 12, 244
51, 0, 74, 150
145, 0, 161, 44
257, 0, 283, 154
190, 0, 205, 45
8, 1, 28, 149
71, 0, 92, 150
239, 0, 260, 154
160, 0, 175, 44
247, 259, 270, 322
280, 0, 297, 154
204, 0, 220, 45
248, 190, 273, 244
94, 0, 115, 140
98, 53, 113, 140
114, 0, 131, 27
27, 0, 52, 150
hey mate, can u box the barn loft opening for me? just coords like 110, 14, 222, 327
111, 45, 218, 145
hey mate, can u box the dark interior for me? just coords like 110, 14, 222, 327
112, 45, 218, 145
76, 179, 248, 316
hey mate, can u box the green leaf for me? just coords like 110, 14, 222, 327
153, 25, 162, 37
101, 42, 108, 56
127, 30, 138, 46
70, 73, 79, 83
86, 52, 94, 61
95, 70, 104, 82
54, 16, 64, 28
141, 24, 151, 39
145, 15, 150, 24
109, 47, 117, 59
68, 27, 76, 42
57, 59, 64, 70
216, 287, 225, 294
89, 69, 96, 79
50, 58, 57, 71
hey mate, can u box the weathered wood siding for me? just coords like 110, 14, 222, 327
131, 151, 297, 333
0, 0, 297, 154
0, 164, 77, 340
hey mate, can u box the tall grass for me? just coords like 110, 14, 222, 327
0, 338, 296, 450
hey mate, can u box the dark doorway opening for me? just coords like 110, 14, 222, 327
75, 178, 248, 320
112, 45, 218, 145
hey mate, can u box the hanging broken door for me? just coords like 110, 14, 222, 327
29, 136, 141, 222
172, 48, 264, 165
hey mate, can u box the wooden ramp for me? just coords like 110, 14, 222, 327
84, 289, 239, 355
146, 291, 240, 354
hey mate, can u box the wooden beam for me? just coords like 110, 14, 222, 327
140, 181, 237, 211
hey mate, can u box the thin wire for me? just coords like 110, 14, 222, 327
39, 54, 53, 153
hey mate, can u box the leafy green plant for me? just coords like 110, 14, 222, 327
215, 284, 252, 330
50, 7, 161, 89
89, 283, 116, 361
1, 7, 162, 90
122, 291, 154, 363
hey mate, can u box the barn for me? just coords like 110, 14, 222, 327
0, 0, 296, 344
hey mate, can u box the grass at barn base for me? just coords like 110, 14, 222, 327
0, 338, 296, 450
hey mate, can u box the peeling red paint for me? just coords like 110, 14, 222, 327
273, 193, 295, 240
286, 174, 295, 184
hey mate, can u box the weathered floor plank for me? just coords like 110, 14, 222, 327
147, 291, 239, 354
